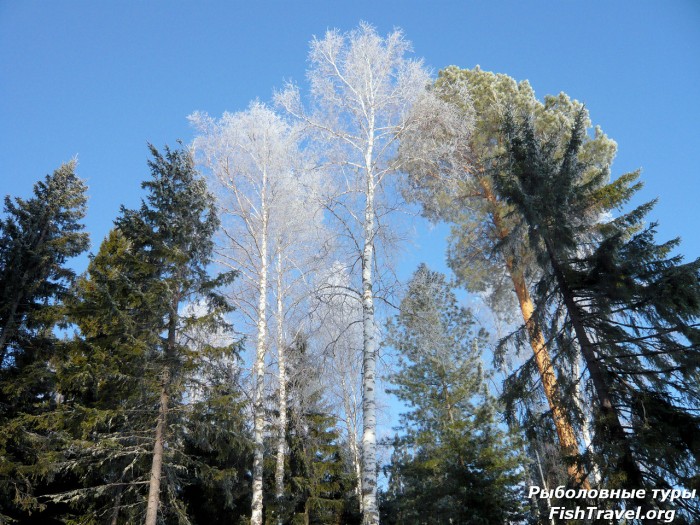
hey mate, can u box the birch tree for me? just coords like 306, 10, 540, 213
275, 23, 451, 523
313, 263, 365, 507
190, 103, 319, 525
269, 165, 326, 521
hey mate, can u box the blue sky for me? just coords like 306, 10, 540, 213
1, 0, 699, 463
2, 1, 699, 272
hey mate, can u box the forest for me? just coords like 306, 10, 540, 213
1, 23, 699, 525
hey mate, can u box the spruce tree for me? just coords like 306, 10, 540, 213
45, 228, 162, 523
0, 160, 89, 370
381, 265, 525, 524
117, 143, 239, 524
27, 145, 246, 523
179, 337, 253, 525
49, 228, 248, 524
399, 66, 618, 487
0, 162, 89, 521
493, 109, 700, 521
266, 335, 360, 525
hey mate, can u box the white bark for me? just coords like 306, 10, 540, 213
360, 116, 379, 523
274, 250, 287, 508
344, 383, 363, 507
275, 23, 432, 524
191, 103, 321, 525
250, 170, 268, 525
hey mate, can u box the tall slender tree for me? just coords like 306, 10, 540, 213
275, 24, 456, 523
0, 161, 89, 367
191, 103, 320, 525
0, 161, 89, 521
115, 144, 229, 525
494, 109, 700, 520
42, 222, 243, 524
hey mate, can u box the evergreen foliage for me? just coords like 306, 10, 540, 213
267, 335, 360, 525
380, 265, 526, 524
0, 161, 89, 369
0, 145, 249, 523
1, 40, 698, 525
400, 66, 617, 488
179, 354, 253, 524
0, 162, 89, 521
494, 109, 700, 520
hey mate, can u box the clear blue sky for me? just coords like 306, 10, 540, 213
1, 0, 699, 463
1, 0, 699, 271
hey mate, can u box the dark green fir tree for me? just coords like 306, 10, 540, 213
26, 145, 248, 524
115, 144, 230, 525
266, 335, 360, 525
0, 161, 89, 522
494, 109, 700, 522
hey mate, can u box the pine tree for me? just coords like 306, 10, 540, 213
493, 109, 700, 521
381, 265, 525, 524
399, 66, 617, 487
285, 408, 355, 525
0, 162, 89, 521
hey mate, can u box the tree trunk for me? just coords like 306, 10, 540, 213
251, 178, 269, 525
110, 483, 123, 525
144, 371, 170, 525
274, 251, 287, 520
361, 122, 379, 525
544, 240, 660, 520
480, 179, 588, 488
341, 376, 363, 509
144, 296, 178, 525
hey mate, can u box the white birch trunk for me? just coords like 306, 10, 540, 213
361, 115, 379, 524
342, 377, 363, 508
274, 250, 288, 515
251, 171, 269, 525
273, 25, 431, 524
191, 103, 314, 525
